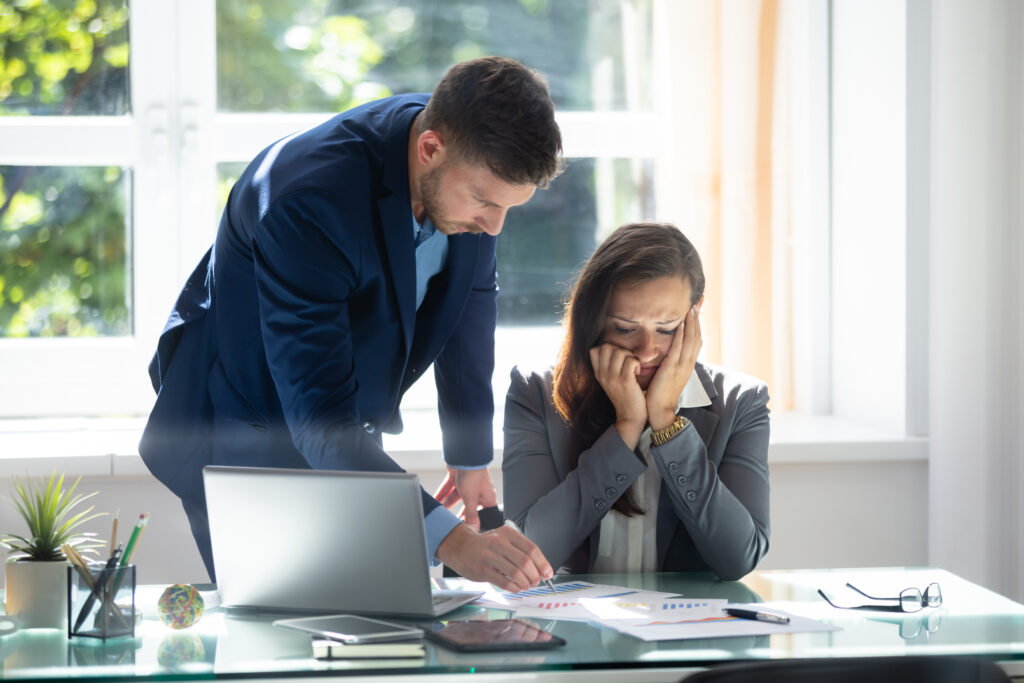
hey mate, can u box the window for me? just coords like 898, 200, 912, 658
1, 2, 828, 439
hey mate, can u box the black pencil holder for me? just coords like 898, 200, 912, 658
67, 564, 136, 640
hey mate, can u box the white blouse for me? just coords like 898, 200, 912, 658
591, 371, 712, 573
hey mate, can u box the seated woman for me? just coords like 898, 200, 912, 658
502, 223, 770, 580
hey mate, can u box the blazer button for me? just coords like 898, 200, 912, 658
363, 422, 376, 434
616, 474, 628, 485
668, 462, 679, 473
686, 491, 697, 502
676, 475, 688, 485
605, 487, 617, 498
595, 499, 607, 511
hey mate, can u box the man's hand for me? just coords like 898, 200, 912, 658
645, 305, 702, 430
436, 523, 552, 593
432, 466, 498, 530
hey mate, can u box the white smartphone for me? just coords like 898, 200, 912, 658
272, 614, 423, 644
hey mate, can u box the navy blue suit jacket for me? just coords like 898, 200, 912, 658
140, 94, 497, 528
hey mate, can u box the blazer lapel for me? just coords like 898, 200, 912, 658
407, 234, 479, 368
377, 193, 416, 354
656, 364, 719, 567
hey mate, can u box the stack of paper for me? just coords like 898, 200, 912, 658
475, 582, 840, 642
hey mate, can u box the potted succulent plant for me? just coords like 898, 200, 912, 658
1, 472, 103, 629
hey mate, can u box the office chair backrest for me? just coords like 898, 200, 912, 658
682, 655, 1010, 683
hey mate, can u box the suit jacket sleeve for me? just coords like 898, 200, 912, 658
251, 191, 440, 516
433, 235, 497, 468
652, 381, 771, 580
501, 367, 647, 570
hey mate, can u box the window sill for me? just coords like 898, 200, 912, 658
0, 411, 926, 479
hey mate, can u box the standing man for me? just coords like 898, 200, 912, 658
140, 57, 562, 591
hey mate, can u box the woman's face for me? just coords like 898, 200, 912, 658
601, 276, 694, 390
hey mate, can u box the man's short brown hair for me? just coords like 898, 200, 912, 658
419, 56, 563, 189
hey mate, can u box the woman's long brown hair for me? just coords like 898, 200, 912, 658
552, 223, 705, 515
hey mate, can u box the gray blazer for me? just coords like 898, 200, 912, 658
502, 362, 770, 580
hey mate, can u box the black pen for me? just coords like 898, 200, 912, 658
73, 544, 123, 633
724, 607, 790, 625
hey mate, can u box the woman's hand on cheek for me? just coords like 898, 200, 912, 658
645, 306, 702, 431
589, 343, 647, 448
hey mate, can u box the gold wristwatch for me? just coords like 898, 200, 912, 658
650, 415, 688, 446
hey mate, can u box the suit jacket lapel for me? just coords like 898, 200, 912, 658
376, 108, 420, 356
656, 364, 719, 567
378, 193, 416, 354
408, 235, 479, 370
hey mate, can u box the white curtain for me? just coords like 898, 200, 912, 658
654, 0, 795, 410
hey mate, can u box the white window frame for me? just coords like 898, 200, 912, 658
0, 1, 927, 469
0, 4, 180, 417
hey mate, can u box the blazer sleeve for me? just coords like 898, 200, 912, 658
251, 191, 440, 516
502, 367, 647, 570
652, 381, 771, 580
433, 235, 498, 468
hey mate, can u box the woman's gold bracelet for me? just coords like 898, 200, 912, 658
650, 415, 686, 446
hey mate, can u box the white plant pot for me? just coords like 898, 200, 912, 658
4, 558, 69, 630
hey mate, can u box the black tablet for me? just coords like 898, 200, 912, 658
424, 619, 566, 652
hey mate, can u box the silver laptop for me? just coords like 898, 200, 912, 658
203, 466, 483, 617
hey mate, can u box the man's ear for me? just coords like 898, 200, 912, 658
417, 129, 447, 168
695, 295, 705, 313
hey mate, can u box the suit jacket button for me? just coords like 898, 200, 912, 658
686, 491, 697, 502
668, 462, 679, 473
595, 499, 607, 511
616, 474, 628, 485
363, 422, 376, 434
676, 475, 688, 485
605, 487, 617, 497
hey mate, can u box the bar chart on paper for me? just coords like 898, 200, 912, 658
475, 581, 677, 612
515, 593, 701, 621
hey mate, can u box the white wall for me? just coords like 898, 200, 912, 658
928, 0, 1024, 600
830, 0, 909, 436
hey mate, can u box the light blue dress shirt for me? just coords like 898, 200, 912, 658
411, 214, 488, 562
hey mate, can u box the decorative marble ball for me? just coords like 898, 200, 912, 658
157, 584, 204, 629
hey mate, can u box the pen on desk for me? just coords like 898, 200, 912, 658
501, 518, 556, 594
724, 607, 790, 625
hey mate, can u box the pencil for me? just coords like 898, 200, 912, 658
109, 509, 119, 555
62, 544, 95, 590
120, 514, 148, 566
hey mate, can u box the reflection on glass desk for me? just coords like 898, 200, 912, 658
0, 567, 1022, 682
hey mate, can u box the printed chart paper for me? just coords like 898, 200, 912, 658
594, 602, 841, 642
516, 595, 719, 622
474, 581, 675, 612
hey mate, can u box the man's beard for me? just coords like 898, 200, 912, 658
419, 165, 477, 235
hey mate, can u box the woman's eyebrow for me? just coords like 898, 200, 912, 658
609, 314, 682, 325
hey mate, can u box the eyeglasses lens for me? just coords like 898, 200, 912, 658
900, 587, 924, 613
925, 582, 942, 607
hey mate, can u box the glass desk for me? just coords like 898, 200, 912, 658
1, 567, 1023, 681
